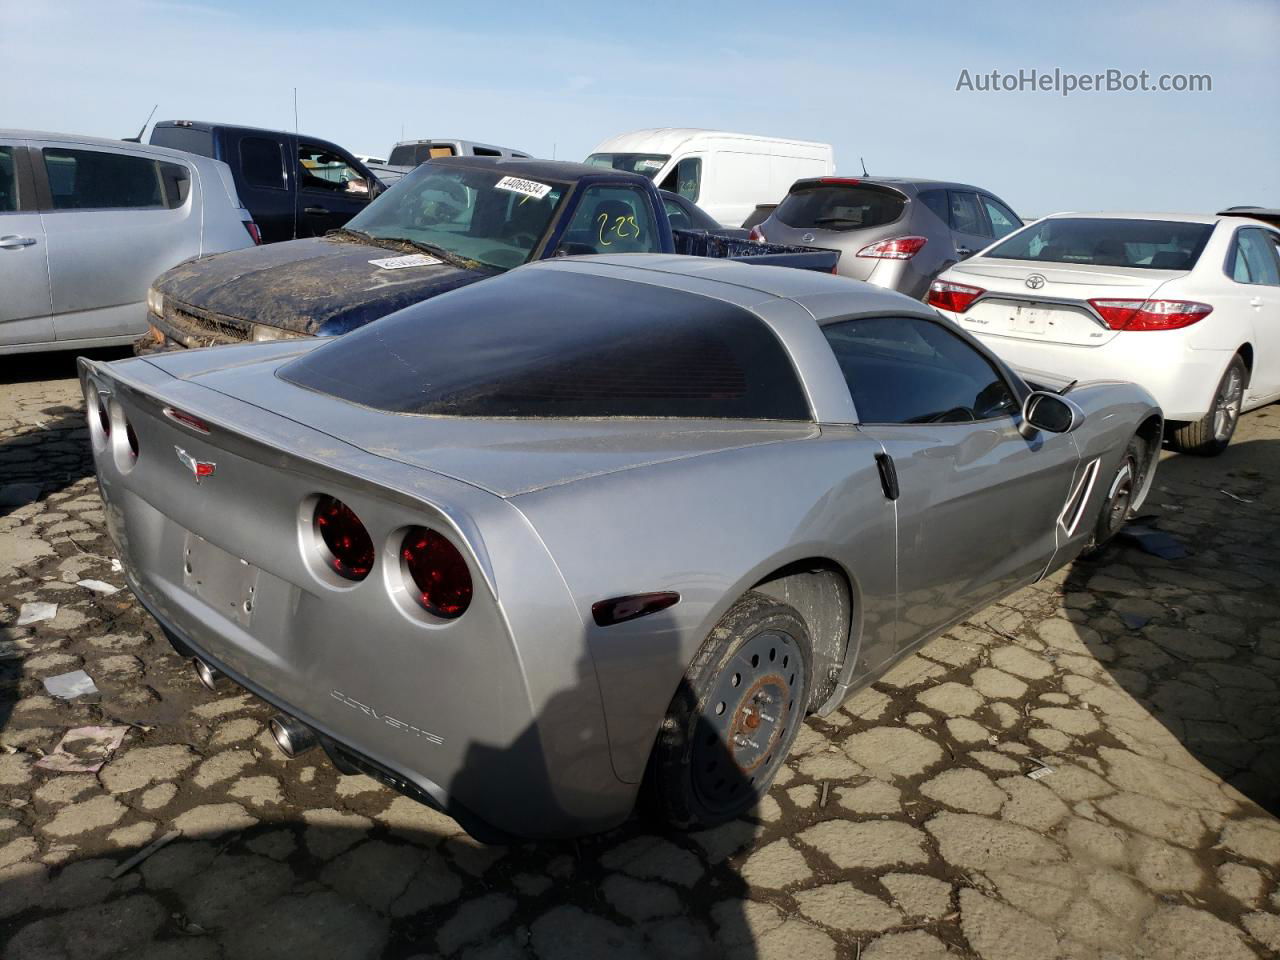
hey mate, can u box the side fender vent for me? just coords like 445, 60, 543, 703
1059, 458, 1101, 536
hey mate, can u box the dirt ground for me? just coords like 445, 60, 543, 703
1, 348, 1278, 960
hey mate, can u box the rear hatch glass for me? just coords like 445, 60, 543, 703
985, 218, 1213, 270
774, 183, 906, 232
279, 267, 811, 421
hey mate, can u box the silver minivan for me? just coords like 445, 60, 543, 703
0, 131, 256, 355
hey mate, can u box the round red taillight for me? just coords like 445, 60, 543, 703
314, 496, 374, 581
401, 527, 472, 619
125, 422, 139, 459
97, 397, 111, 436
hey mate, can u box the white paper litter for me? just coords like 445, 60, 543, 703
77, 579, 120, 595
16, 602, 57, 626
110, 558, 123, 573
43, 670, 100, 699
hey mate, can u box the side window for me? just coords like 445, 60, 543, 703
822, 316, 1018, 424
663, 197, 692, 231
0, 146, 15, 212
42, 148, 164, 210
241, 137, 286, 190
981, 196, 1021, 239
917, 189, 949, 224
158, 160, 191, 209
658, 157, 702, 202
297, 144, 369, 197
1231, 228, 1280, 286
560, 185, 662, 255
949, 191, 987, 236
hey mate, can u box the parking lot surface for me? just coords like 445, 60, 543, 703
1, 351, 1278, 960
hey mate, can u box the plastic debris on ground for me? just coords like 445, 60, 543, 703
36, 725, 128, 773
110, 829, 181, 879
1220, 489, 1253, 504
1027, 758, 1054, 780
77, 579, 120, 595
1116, 524, 1188, 560
16, 602, 58, 626
43, 669, 100, 699
110, 558, 123, 573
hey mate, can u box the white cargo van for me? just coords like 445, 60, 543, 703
586, 129, 835, 227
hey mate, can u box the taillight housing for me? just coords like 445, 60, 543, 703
748, 225, 766, 243
856, 236, 928, 260
244, 221, 263, 245
313, 496, 374, 581
400, 527, 472, 619
927, 280, 985, 313
1087, 299, 1213, 331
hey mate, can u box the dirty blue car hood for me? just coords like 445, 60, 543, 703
153, 236, 490, 336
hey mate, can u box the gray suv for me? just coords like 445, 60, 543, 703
753, 177, 1022, 299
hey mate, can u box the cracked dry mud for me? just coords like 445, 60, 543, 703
1, 351, 1278, 960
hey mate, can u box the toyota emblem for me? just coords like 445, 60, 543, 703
1025, 274, 1046, 290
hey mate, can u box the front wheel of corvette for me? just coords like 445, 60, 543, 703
1085, 434, 1146, 554
646, 592, 811, 830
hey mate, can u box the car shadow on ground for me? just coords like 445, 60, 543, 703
1060, 433, 1280, 817
0, 348, 129, 515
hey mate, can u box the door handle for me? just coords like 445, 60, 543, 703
304, 206, 330, 216
874, 452, 900, 501
955, 246, 975, 258
0, 235, 37, 249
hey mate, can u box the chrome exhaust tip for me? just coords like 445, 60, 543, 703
269, 713, 317, 758
192, 658, 222, 691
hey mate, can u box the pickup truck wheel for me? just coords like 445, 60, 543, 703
645, 592, 810, 830
1167, 355, 1246, 457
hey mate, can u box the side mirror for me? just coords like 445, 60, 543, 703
1019, 390, 1083, 437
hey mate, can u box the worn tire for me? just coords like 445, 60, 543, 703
1166, 355, 1247, 457
1085, 434, 1146, 554
645, 592, 811, 830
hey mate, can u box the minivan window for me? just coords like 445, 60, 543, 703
0, 147, 16, 212
986, 217, 1214, 270
280, 267, 811, 421
823, 316, 1017, 424
585, 153, 670, 177
774, 183, 906, 231
241, 137, 285, 190
43, 148, 164, 210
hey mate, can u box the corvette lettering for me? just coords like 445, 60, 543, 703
330, 689, 443, 745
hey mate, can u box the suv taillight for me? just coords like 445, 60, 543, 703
400, 527, 472, 619
748, 225, 766, 243
1088, 299, 1213, 331
314, 496, 374, 581
856, 236, 928, 260
244, 221, 262, 245
927, 280, 985, 313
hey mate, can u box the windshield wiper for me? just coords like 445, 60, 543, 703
395, 238, 490, 272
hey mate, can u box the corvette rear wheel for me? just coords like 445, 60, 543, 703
1167, 355, 1246, 457
646, 592, 811, 830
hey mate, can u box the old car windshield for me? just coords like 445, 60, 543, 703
343, 165, 567, 270
986, 218, 1214, 270
585, 153, 670, 177
279, 267, 811, 421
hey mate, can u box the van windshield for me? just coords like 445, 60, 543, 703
343, 164, 567, 271
585, 153, 669, 178
985, 218, 1214, 270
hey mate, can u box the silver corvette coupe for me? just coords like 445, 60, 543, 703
80, 255, 1163, 841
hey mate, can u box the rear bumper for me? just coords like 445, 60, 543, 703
957, 326, 1229, 421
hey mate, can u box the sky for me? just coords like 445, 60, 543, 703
2, 0, 1277, 217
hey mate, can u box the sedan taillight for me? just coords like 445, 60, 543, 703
1088, 299, 1213, 331
314, 496, 374, 581
400, 527, 472, 619
856, 236, 928, 260
927, 280, 985, 313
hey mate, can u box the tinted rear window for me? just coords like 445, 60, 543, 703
149, 126, 214, 158
279, 268, 811, 421
775, 184, 905, 231
986, 218, 1213, 270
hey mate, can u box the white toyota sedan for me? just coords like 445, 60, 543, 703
927, 211, 1280, 455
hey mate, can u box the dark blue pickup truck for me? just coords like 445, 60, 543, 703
140, 157, 839, 349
